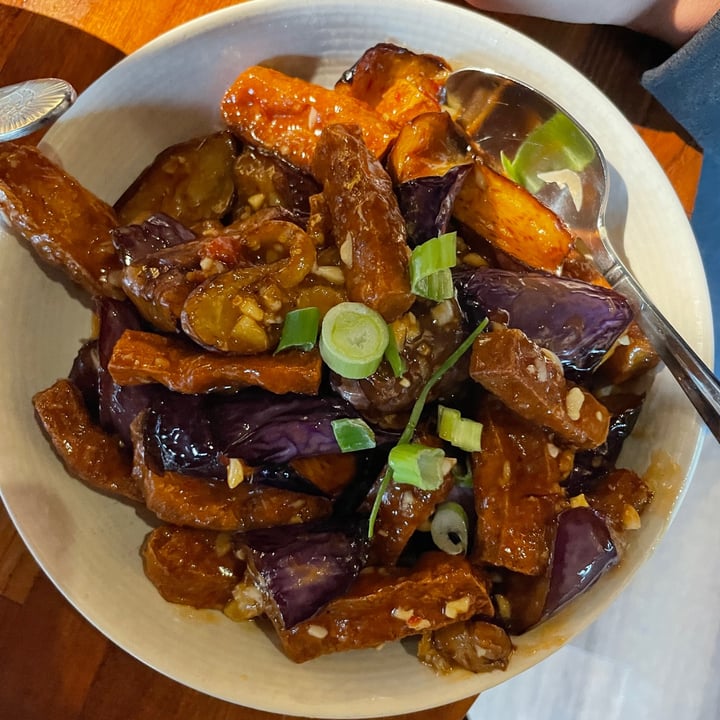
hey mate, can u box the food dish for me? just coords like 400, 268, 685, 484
0, 0, 710, 716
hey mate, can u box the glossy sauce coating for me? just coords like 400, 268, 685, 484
312, 124, 414, 322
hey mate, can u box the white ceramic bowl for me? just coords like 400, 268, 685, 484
0, 0, 711, 716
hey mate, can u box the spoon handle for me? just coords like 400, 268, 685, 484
603, 254, 720, 442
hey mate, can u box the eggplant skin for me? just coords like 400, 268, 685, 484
453, 266, 633, 374
235, 517, 370, 629
396, 166, 470, 247
140, 387, 386, 478
542, 507, 617, 619
111, 212, 195, 267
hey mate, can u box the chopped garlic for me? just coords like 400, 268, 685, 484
247, 193, 266, 211
307, 624, 329, 639
570, 493, 590, 508
227, 458, 248, 489
623, 505, 642, 530
443, 596, 471, 619
565, 386, 586, 421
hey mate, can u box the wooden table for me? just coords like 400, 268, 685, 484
0, 2, 703, 719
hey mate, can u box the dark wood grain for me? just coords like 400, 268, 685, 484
0, 1, 702, 718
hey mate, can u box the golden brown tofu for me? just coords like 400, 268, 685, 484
595, 321, 661, 385
275, 552, 493, 663
289, 453, 358, 499
142, 525, 243, 609
0, 142, 123, 298
139, 465, 333, 532
585, 467, 653, 536
132, 417, 332, 531
108, 329, 323, 395
32, 379, 142, 502
368, 470, 454, 566
470, 325, 610, 450
471, 397, 570, 575
312, 124, 414, 322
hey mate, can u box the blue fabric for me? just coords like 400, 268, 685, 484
642, 10, 720, 159
642, 11, 720, 368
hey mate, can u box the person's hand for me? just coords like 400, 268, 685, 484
463, 0, 720, 46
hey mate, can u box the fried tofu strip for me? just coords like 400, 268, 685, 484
368, 469, 454, 566
132, 422, 332, 531
221, 65, 395, 172
312, 124, 414, 322
453, 161, 573, 273
470, 325, 610, 450
139, 467, 332, 533
108, 329, 323, 395
275, 553, 493, 663
0, 143, 123, 298
471, 397, 571, 576
142, 525, 243, 609
32, 379, 142, 502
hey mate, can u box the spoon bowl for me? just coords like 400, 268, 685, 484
445, 66, 720, 442
0, 78, 76, 142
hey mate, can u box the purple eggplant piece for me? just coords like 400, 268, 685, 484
453, 267, 633, 374
69, 339, 101, 421
111, 212, 196, 266
141, 387, 393, 477
209, 390, 365, 466
144, 391, 226, 478
145, 392, 344, 486
95, 297, 160, 445
542, 506, 618, 618
397, 165, 471, 247
96, 297, 145, 366
564, 394, 645, 496
235, 517, 370, 628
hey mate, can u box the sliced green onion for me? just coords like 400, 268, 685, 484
368, 316, 489, 536
437, 405, 483, 452
388, 443, 446, 491
331, 418, 377, 453
413, 267, 454, 302
384, 326, 407, 378
319, 302, 389, 379
430, 501, 469, 555
410, 232, 457, 301
502, 111, 596, 195
274, 306, 320, 353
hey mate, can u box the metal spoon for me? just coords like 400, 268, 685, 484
0, 78, 76, 142
444, 67, 720, 442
